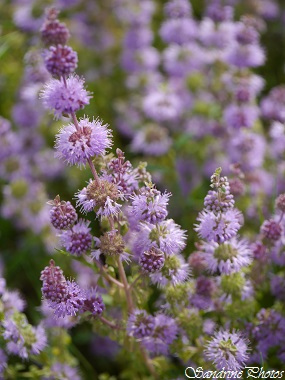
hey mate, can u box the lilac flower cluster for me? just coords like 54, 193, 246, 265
40, 259, 105, 318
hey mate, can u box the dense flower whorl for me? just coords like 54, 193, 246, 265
40, 8, 70, 46
195, 208, 243, 243
55, 117, 112, 166
205, 330, 250, 371
139, 246, 165, 273
60, 219, 93, 256
76, 178, 121, 218
82, 288, 105, 316
260, 219, 282, 242
127, 310, 155, 339
48, 195, 77, 230
142, 314, 178, 355
48, 280, 86, 318
40, 259, 68, 303
200, 237, 253, 275
41, 75, 91, 118
130, 186, 170, 224
44, 44, 78, 77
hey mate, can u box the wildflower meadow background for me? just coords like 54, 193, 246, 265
1, 0, 285, 379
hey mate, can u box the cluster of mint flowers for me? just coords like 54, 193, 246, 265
35, 8, 255, 375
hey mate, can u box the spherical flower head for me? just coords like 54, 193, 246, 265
205, 330, 250, 371
40, 8, 70, 46
139, 246, 165, 273
201, 237, 253, 275
127, 310, 155, 339
150, 254, 190, 287
60, 219, 92, 256
55, 117, 112, 166
82, 288, 105, 316
129, 186, 170, 224
204, 185, 235, 213
133, 219, 186, 257
40, 259, 68, 303
76, 178, 121, 219
260, 219, 283, 242
143, 89, 183, 123
48, 280, 86, 318
48, 195, 77, 230
195, 209, 243, 243
133, 219, 187, 257
40, 75, 91, 119
99, 230, 125, 257
130, 124, 172, 156
44, 44, 78, 77
142, 314, 178, 355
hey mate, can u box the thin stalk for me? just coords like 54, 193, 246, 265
99, 315, 121, 330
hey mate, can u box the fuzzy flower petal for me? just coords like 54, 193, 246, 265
55, 117, 112, 166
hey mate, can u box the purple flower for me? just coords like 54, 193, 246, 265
200, 237, 253, 275
205, 329, 250, 371
49, 196, 78, 230
130, 124, 172, 156
75, 178, 121, 219
195, 209, 243, 243
40, 75, 91, 118
261, 85, 285, 122
141, 314, 178, 355
225, 43, 265, 68
127, 310, 155, 339
270, 275, 285, 302
1, 289, 26, 316
101, 148, 139, 198
40, 8, 70, 46
260, 219, 283, 242
132, 219, 187, 257
223, 104, 259, 129
55, 117, 112, 166
150, 254, 190, 287
227, 131, 266, 171
40, 300, 77, 329
60, 219, 92, 256
139, 246, 165, 273
142, 89, 183, 122
121, 47, 160, 73
48, 280, 86, 318
164, 0, 192, 18
2, 315, 47, 359
160, 18, 197, 45
44, 44, 78, 77
82, 288, 105, 316
129, 186, 170, 225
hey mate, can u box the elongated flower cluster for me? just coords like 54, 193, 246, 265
40, 260, 104, 318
